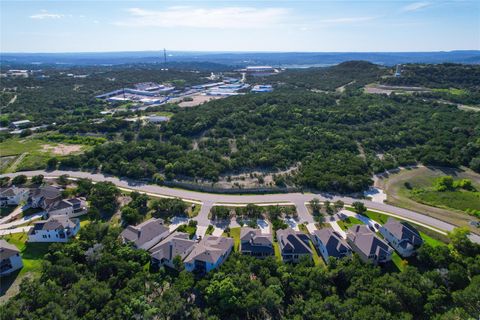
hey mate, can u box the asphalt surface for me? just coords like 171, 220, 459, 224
3, 170, 479, 243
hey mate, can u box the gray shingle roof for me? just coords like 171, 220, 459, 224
314, 228, 351, 258
184, 235, 233, 264
0, 239, 20, 260
383, 218, 423, 247
276, 228, 312, 255
33, 216, 79, 231
149, 232, 196, 262
347, 225, 392, 258
120, 218, 168, 248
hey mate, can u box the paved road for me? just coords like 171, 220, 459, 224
3, 170, 479, 243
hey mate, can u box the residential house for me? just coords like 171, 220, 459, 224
47, 198, 87, 218
0, 240, 23, 276
239, 227, 274, 258
120, 218, 170, 250
276, 228, 312, 263
149, 232, 196, 269
184, 236, 234, 273
346, 225, 393, 265
0, 186, 29, 207
380, 218, 423, 257
29, 186, 62, 209
313, 228, 352, 263
28, 216, 80, 242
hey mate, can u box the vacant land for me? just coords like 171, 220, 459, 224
41, 144, 83, 156
176, 94, 224, 107
376, 166, 480, 233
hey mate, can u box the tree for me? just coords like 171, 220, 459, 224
76, 178, 93, 196
309, 198, 321, 215
121, 206, 141, 225
150, 198, 187, 220
324, 200, 334, 216
469, 157, 480, 173
0, 177, 10, 187
11, 175, 27, 185
89, 182, 120, 217
30, 174, 44, 185
352, 201, 367, 215
334, 200, 344, 212
211, 206, 230, 220
47, 157, 58, 170
433, 176, 454, 191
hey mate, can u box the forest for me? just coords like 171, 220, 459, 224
63, 89, 480, 193
1, 221, 479, 320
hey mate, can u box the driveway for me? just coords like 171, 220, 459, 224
3, 170, 479, 243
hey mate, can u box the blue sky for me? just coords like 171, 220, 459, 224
1, 1, 479, 52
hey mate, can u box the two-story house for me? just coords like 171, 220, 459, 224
47, 198, 87, 218
276, 228, 312, 263
379, 218, 423, 257
313, 228, 352, 263
346, 225, 393, 265
149, 231, 196, 270
0, 240, 23, 276
0, 186, 29, 207
29, 186, 62, 210
239, 227, 274, 258
120, 218, 170, 250
28, 216, 80, 242
184, 236, 234, 273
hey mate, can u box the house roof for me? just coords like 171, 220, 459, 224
383, 218, 423, 247
314, 228, 351, 258
184, 236, 233, 264
0, 239, 20, 260
347, 225, 392, 258
48, 199, 73, 211
30, 186, 62, 200
32, 216, 79, 231
149, 232, 196, 262
120, 218, 168, 248
240, 227, 273, 246
276, 228, 312, 255
0, 186, 26, 197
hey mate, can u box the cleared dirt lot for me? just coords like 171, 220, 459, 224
176, 94, 225, 107
41, 144, 83, 156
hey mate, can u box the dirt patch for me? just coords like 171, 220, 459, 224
176, 94, 225, 107
42, 144, 82, 156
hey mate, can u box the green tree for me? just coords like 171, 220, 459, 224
89, 182, 120, 217
309, 198, 321, 215
47, 157, 58, 170
11, 175, 27, 185
352, 201, 367, 215
30, 174, 44, 185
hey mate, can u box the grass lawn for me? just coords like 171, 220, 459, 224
0, 137, 45, 157
432, 88, 467, 95
176, 224, 197, 239
187, 204, 201, 218
273, 241, 282, 262
1, 233, 50, 276
79, 215, 92, 228
391, 253, 406, 272
337, 216, 363, 231
223, 227, 241, 251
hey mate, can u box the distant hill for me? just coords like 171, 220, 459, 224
1, 50, 479, 67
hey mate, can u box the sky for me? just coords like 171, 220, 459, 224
1, 0, 479, 53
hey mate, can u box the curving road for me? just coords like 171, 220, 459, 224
3, 170, 479, 243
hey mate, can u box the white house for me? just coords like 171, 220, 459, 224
0, 239, 23, 276
47, 198, 87, 218
149, 232, 196, 269
184, 236, 233, 273
379, 218, 423, 257
120, 218, 170, 251
0, 186, 29, 207
28, 216, 80, 243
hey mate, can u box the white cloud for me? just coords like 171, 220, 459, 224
320, 16, 377, 24
402, 2, 431, 12
29, 10, 64, 20
115, 6, 289, 29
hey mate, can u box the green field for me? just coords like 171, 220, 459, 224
0, 136, 90, 173
432, 88, 467, 95
410, 189, 480, 213
377, 166, 480, 232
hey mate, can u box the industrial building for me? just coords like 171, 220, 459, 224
251, 85, 273, 93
